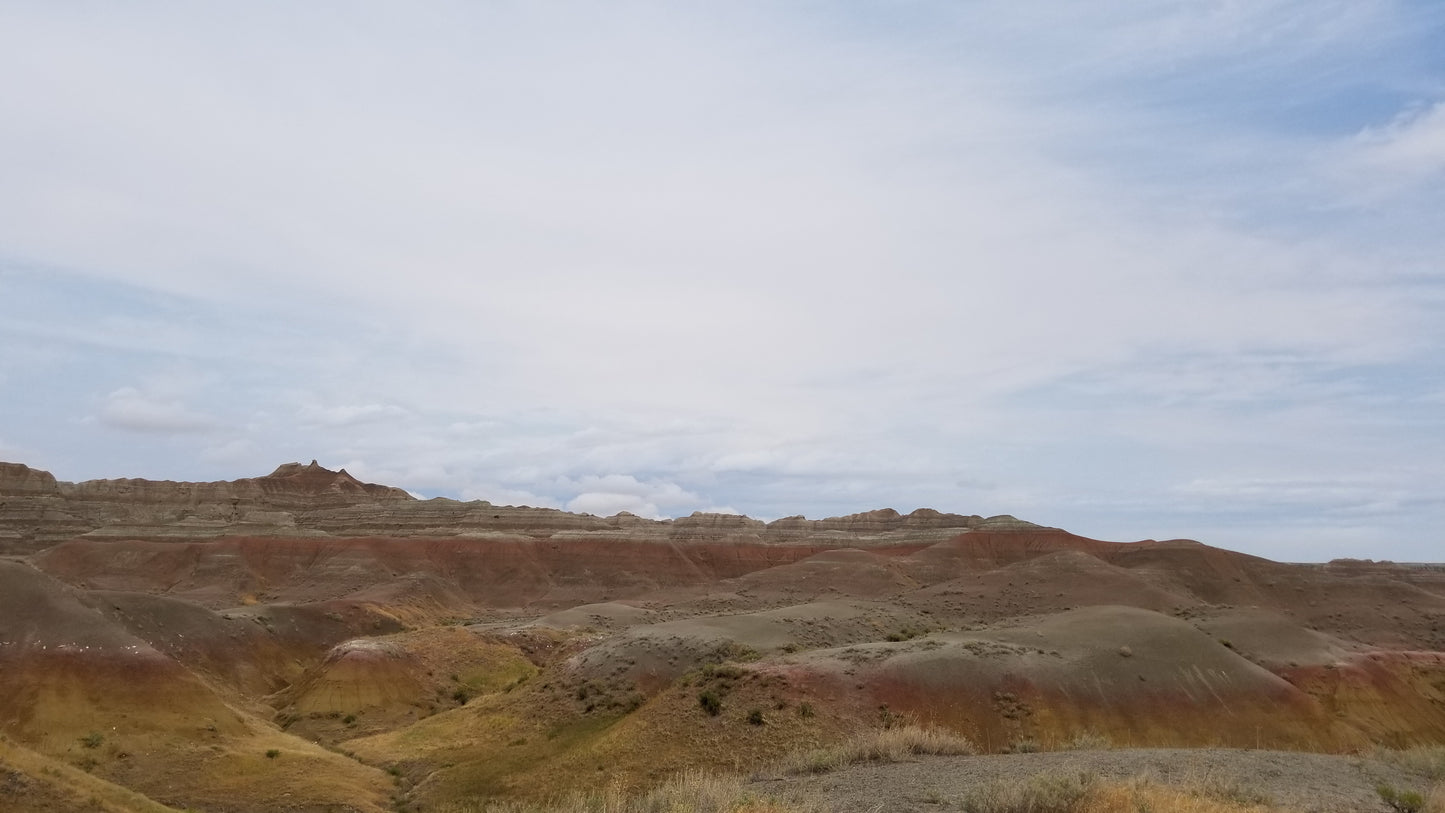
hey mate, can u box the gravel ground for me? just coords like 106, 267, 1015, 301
753, 748, 1439, 812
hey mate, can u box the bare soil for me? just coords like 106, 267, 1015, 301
763, 748, 1437, 812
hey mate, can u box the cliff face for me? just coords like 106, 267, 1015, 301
55, 460, 414, 506
0, 461, 409, 552
0, 462, 60, 496
0, 460, 1035, 555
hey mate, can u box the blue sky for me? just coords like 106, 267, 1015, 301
2, 2, 1443, 561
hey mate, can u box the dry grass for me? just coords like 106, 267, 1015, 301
959, 772, 1281, 813
958, 771, 1095, 812
423, 769, 1290, 813
441, 769, 819, 812
778, 724, 977, 775
1373, 745, 1445, 782
1084, 780, 1281, 813
1060, 731, 1113, 751
1429, 783, 1445, 813
0, 738, 182, 813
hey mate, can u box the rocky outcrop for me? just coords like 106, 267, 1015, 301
762, 508, 1035, 545
0, 463, 60, 496
0, 460, 1040, 556
0, 461, 420, 552
58, 460, 413, 506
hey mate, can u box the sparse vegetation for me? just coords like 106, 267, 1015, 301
1379, 783, 1426, 813
960, 773, 1280, 813
1007, 738, 1040, 754
1062, 731, 1113, 750
779, 725, 976, 775
886, 627, 925, 642
960, 771, 1095, 812
698, 690, 722, 716
1374, 745, 1445, 781
8, 460, 1445, 813
448, 769, 817, 812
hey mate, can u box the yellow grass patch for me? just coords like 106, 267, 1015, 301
1373, 744, 1445, 782
956, 772, 1280, 813
777, 724, 977, 774
0, 737, 181, 813
437, 769, 820, 813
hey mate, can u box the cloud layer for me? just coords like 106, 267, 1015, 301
2, 2, 1443, 561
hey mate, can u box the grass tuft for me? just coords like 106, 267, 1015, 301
1374, 745, 1445, 782
960, 771, 1095, 812
960, 772, 1281, 813
1061, 731, 1112, 751
446, 769, 817, 812
778, 725, 976, 775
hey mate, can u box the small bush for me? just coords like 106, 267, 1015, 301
797, 702, 814, 719
747, 709, 765, 726
80, 732, 104, 749
698, 690, 722, 716
1007, 738, 1040, 754
343, 714, 357, 725
1378, 783, 1426, 813
886, 627, 924, 643
265, 749, 280, 759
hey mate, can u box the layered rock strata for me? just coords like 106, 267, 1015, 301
0, 460, 1029, 554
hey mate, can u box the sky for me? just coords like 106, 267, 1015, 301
2, 2, 1443, 562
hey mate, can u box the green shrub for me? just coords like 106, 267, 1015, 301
698, 690, 722, 716
265, 749, 280, 759
1377, 783, 1425, 813
747, 709, 765, 726
80, 731, 104, 749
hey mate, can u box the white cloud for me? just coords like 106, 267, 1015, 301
200, 438, 257, 465
95, 387, 217, 434
297, 403, 410, 427
1173, 476, 1408, 513
563, 474, 703, 519
698, 506, 741, 516
1355, 101, 1445, 177
458, 485, 559, 510
566, 492, 663, 519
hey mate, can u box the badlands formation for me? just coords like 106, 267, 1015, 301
0, 460, 1442, 812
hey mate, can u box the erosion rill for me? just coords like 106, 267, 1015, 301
1, 460, 1442, 810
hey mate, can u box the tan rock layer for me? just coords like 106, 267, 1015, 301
0, 460, 1027, 553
